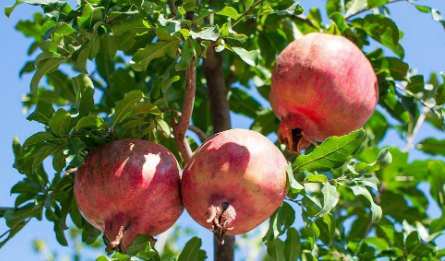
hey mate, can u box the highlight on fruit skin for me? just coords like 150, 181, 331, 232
181, 129, 288, 243
74, 139, 183, 253
270, 32, 379, 153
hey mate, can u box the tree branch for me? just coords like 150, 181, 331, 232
173, 61, 196, 164
203, 48, 231, 133
161, 108, 208, 142
203, 38, 233, 261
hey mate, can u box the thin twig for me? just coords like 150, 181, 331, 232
395, 85, 439, 116
188, 125, 208, 142
167, 0, 177, 16
346, 0, 410, 20
161, 108, 207, 141
232, 0, 266, 28
285, 198, 303, 206
300, 177, 354, 184
161, 108, 182, 118
172, 58, 196, 164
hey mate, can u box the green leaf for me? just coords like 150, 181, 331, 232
263, 202, 295, 242
175, 40, 193, 71
350, 184, 382, 222
48, 109, 72, 137
345, 0, 367, 17
52, 148, 66, 172
190, 26, 220, 41
12, 136, 21, 157
111, 17, 151, 35
0, 215, 29, 247
5, 0, 64, 18
428, 160, 445, 207
27, 101, 55, 125
32, 142, 65, 171
417, 138, 445, 156
229, 88, 263, 118
22, 132, 57, 149
76, 115, 108, 131
101, 34, 119, 60
5, 203, 42, 228
126, 234, 156, 259
250, 109, 280, 136
30, 57, 66, 93
95, 256, 110, 261
231, 47, 259, 66
72, 74, 95, 116
266, 238, 286, 261
216, 6, 239, 20
287, 163, 304, 194
66, 138, 86, 168
326, 0, 342, 17
284, 228, 301, 261
11, 180, 42, 194
352, 15, 404, 58
131, 41, 179, 71
367, 0, 390, 8
316, 182, 338, 217
77, 4, 102, 29
293, 129, 366, 172
177, 237, 206, 261
306, 172, 328, 183
77, 34, 101, 74
111, 90, 145, 131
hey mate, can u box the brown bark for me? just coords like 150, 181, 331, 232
173, 62, 196, 164
203, 48, 231, 133
203, 47, 234, 261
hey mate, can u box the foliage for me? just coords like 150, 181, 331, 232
2, 0, 445, 260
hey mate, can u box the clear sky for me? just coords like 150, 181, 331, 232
0, 0, 444, 260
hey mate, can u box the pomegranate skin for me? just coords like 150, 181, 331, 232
74, 139, 183, 252
182, 129, 288, 238
270, 33, 378, 152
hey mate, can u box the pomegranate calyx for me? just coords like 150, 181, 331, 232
208, 202, 235, 245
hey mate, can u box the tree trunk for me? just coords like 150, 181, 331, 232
203, 47, 234, 261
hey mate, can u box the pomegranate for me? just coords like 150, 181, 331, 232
181, 129, 288, 242
270, 33, 378, 153
74, 139, 183, 253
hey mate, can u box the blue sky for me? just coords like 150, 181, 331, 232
0, 0, 444, 260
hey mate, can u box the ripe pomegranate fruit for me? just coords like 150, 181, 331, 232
181, 129, 288, 242
270, 33, 378, 153
74, 139, 183, 253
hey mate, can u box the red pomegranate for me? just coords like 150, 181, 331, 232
181, 129, 288, 242
74, 139, 183, 253
270, 33, 378, 153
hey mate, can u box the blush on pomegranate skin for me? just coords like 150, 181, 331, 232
74, 139, 183, 253
270, 33, 378, 153
181, 129, 288, 242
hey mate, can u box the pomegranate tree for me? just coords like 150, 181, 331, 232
74, 139, 183, 253
181, 129, 288, 242
270, 33, 378, 153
